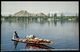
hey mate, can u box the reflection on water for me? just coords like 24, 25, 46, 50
1, 17, 79, 51
13, 41, 54, 49
1, 17, 78, 26
26, 43, 54, 49
13, 41, 18, 49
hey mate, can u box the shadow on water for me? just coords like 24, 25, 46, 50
13, 41, 18, 49
13, 41, 54, 50
25, 43, 54, 49
54, 20, 57, 26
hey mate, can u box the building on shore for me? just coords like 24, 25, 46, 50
13, 10, 47, 17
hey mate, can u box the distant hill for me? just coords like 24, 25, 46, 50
13, 10, 46, 17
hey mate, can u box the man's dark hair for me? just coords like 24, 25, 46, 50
14, 31, 19, 38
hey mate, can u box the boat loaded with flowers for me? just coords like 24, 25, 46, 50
12, 31, 53, 44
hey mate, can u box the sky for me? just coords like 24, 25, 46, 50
1, 1, 79, 16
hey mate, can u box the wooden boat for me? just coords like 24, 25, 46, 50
12, 31, 53, 44
12, 35, 53, 44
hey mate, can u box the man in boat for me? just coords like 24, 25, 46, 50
12, 31, 19, 40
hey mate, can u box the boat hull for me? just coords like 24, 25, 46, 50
12, 38, 53, 44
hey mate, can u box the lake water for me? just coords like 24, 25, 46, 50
1, 17, 79, 51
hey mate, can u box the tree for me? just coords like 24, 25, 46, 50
60, 13, 64, 20
54, 13, 57, 19
48, 13, 50, 17
9, 14, 12, 17
54, 13, 57, 17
